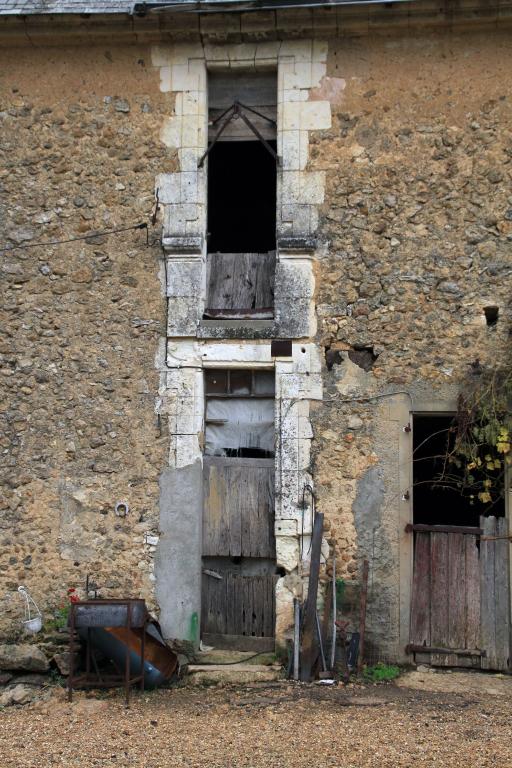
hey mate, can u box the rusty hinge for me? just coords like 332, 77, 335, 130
481, 534, 512, 542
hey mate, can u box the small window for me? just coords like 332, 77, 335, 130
204, 370, 275, 458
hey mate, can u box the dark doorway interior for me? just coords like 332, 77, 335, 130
412, 414, 505, 527
207, 140, 277, 253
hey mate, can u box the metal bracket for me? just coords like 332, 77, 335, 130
198, 100, 278, 168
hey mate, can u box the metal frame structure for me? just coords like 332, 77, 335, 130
68, 598, 149, 707
198, 100, 278, 168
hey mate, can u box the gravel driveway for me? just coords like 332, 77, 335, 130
0, 672, 511, 767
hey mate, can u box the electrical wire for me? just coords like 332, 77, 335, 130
0, 222, 148, 254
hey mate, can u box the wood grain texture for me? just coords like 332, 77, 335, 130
411, 529, 485, 667
300, 513, 324, 682
205, 252, 275, 313
465, 534, 481, 652
430, 532, 449, 648
201, 572, 276, 639
494, 517, 510, 670
480, 516, 497, 670
203, 457, 275, 559
448, 533, 466, 649
410, 532, 431, 647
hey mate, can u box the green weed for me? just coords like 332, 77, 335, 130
362, 662, 401, 683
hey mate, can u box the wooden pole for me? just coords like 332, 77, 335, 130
300, 512, 324, 682
293, 598, 300, 681
357, 559, 369, 673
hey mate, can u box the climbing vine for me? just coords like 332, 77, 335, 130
441, 362, 512, 509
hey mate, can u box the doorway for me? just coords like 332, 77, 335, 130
201, 369, 277, 651
409, 414, 510, 669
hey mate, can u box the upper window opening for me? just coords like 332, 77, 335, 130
207, 141, 276, 253
204, 71, 277, 320
206, 71, 277, 255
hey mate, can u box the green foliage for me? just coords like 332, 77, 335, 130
439, 364, 512, 511
45, 603, 70, 632
335, 578, 345, 605
363, 662, 401, 682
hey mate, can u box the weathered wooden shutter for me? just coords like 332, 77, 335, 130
202, 456, 275, 559
480, 516, 511, 671
204, 252, 275, 317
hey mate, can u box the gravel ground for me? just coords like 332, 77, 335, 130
1, 672, 511, 767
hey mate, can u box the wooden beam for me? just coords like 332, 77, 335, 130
300, 512, 324, 682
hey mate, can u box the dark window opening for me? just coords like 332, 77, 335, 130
413, 414, 505, 527
204, 71, 277, 320
207, 140, 277, 254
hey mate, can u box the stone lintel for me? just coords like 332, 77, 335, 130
162, 235, 203, 255
277, 235, 317, 254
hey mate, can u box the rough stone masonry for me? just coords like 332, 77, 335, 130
0, 10, 511, 660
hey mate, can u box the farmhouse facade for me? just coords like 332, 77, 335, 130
1, 0, 511, 667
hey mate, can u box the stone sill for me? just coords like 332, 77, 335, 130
199, 319, 274, 329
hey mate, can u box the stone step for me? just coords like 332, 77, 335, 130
195, 649, 276, 666
186, 663, 282, 685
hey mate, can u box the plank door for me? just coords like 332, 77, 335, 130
201, 457, 276, 651
409, 519, 510, 670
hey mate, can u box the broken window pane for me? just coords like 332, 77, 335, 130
205, 370, 228, 395
230, 370, 252, 395
253, 371, 275, 395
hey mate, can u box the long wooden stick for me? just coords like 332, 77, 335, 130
300, 512, 324, 682
357, 559, 369, 673
293, 598, 300, 681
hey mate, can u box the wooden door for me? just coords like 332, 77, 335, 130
409, 517, 510, 670
201, 456, 276, 650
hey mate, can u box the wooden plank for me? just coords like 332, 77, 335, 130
448, 533, 466, 649
243, 577, 252, 637
228, 465, 242, 557
300, 512, 324, 682
465, 535, 480, 651
266, 575, 277, 639
414, 651, 482, 667
480, 516, 497, 670
232, 572, 242, 637
252, 577, 260, 638
247, 466, 274, 559
205, 252, 234, 310
430, 533, 449, 648
407, 644, 484, 656
254, 252, 275, 309
407, 524, 482, 536
410, 532, 431, 647
494, 517, 510, 671
226, 572, 236, 638
202, 634, 275, 652
244, 466, 259, 557
205, 253, 275, 312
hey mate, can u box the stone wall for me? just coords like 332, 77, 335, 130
0, 46, 169, 636
310, 30, 512, 659
1, 27, 511, 657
